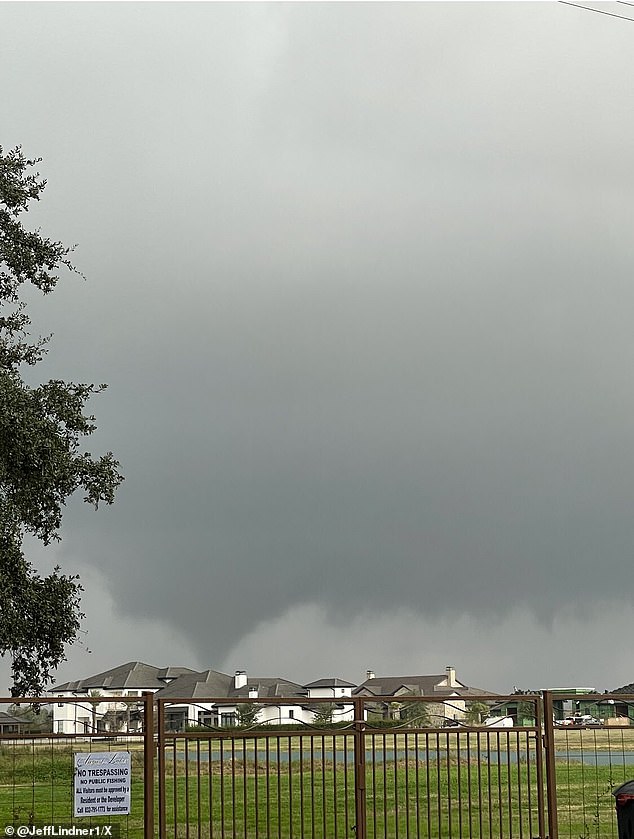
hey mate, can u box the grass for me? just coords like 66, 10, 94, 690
0, 745, 146, 837
1, 735, 633, 838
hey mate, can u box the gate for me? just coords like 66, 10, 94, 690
156, 694, 545, 839
6, 690, 633, 837
0, 693, 154, 839
543, 691, 634, 839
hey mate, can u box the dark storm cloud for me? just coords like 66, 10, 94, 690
2, 2, 634, 679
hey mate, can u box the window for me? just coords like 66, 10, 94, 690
166, 711, 187, 732
288, 710, 294, 719
221, 713, 236, 727
198, 710, 216, 728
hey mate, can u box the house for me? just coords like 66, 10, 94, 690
156, 669, 313, 730
544, 686, 598, 724
49, 660, 499, 733
354, 665, 494, 725
0, 711, 29, 735
602, 683, 634, 725
152, 668, 233, 730
50, 661, 196, 734
304, 677, 356, 723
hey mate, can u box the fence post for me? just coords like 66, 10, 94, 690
157, 698, 166, 839
533, 693, 547, 839
142, 691, 155, 839
353, 697, 367, 839
542, 691, 558, 839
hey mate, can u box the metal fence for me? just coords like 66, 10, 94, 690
0, 694, 154, 839
2, 691, 634, 838
543, 691, 634, 839
157, 694, 545, 839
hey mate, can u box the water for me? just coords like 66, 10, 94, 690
166, 748, 634, 766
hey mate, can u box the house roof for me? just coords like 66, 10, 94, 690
157, 667, 195, 680
52, 661, 312, 703
231, 678, 306, 699
353, 674, 493, 698
154, 670, 234, 700
0, 712, 26, 725
612, 683, 634, 694
354, 674, 458, 696
52, 661, 197, 693
304, 678, 356, 688
154, 671, 307, 701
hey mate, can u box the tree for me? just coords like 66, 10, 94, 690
0, 146, 123, 695
236, 702, 260, 727
510, 688, 540, 725
464, 701, 489, 726
7, 702, 52, 733
312, 703, 335, 726
398, 699, 431, 728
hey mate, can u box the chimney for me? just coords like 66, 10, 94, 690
446, 666, 457, 687
234, 671, 247, 689
248, 686, 258, 700
366, 670, 375, 681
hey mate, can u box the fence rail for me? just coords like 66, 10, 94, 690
0, 694, 154, 839
2, 691, 634, 837
542, 691, 634, 839
156, 694, 545, 839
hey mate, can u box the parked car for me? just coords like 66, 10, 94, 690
571, 715, 601, 727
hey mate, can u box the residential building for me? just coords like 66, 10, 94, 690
304, 677, 356, 723
0, 712, 29, 735
354, 665, 494, 724
50, 661, 196, 734
156, 669, 312, 730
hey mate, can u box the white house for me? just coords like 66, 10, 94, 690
304, 677, 356, 723
50, 661, 196, 734
156, 669, 314, 730
50, 661, 494, 733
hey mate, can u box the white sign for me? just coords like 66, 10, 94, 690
74, 751, 131, 817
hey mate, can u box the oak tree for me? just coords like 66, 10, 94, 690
0, 146, 123, 695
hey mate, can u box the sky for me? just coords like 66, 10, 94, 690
2, 1, 634, 695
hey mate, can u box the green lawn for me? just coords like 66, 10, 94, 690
0, 746, 146, 836
1, 741, 630, 838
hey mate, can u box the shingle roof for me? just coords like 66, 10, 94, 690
354, 674, 454, 696
0, 712, 25, 725
53, 662, 308, 702
354, 674, 494, 698
157, 667, 195, 681
153, 670, 234, 700
304, 678, 356, 688
230, 678, 307, 699
154, 673, 308, 701
52, 661, 197, 693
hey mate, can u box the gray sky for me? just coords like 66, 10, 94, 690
2, 1, 634, 694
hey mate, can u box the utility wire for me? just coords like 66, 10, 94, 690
559, 1, 634, 21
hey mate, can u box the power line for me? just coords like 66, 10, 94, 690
559, 1, 634, 21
